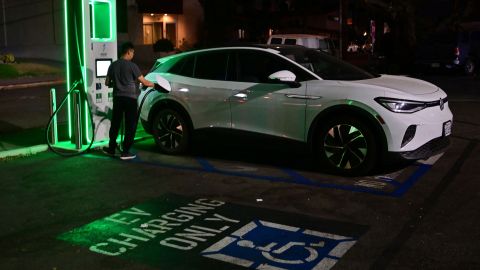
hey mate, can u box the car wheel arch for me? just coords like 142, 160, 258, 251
148, 99, 193, 133
307, 105, 388, 157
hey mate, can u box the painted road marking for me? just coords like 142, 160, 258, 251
201, 220, 358, 270
354, 180, 388, 189
59, 194, 367, 270
84, 152, 440, 197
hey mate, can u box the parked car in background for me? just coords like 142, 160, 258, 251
414, 31, 458, 73
139, 45, 452, 176
414, 22, 480, 75
267, 34, 338, 56
455, 22, 480, 75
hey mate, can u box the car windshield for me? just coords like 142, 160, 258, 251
278, 47, 378, 80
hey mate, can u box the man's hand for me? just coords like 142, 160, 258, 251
138, 75, 154, 88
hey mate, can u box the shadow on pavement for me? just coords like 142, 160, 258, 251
135, 129, 414, 176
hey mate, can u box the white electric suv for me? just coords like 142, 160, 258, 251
139, 45, 452, 175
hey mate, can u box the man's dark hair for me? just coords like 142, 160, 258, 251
120, 42, 135, 56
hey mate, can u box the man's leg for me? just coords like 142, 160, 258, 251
122, 97, 138, 153
108, 97, 124, 150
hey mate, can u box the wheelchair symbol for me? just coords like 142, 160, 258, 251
202, 220, 358, 270
237, 240, 325, 264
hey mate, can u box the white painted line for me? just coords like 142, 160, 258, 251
354, 180, 387, 189
203, 253, 254, 268
303, 230, 351, 241
418, 153, 443, 165
232, 221, 257, 237
202, 236, 236, 253
257, 263, 288, 270
259, 220, 300, 232
312, 257, 338, 270
328, 240, 357, 257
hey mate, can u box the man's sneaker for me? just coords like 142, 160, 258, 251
120, 152, 136, 160
102, 146, 115, 156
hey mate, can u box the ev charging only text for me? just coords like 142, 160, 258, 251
89, 199, 239, 256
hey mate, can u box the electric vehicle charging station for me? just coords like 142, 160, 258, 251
48, 0, 117, 153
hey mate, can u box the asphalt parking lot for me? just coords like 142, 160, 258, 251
1, 76, 479, 270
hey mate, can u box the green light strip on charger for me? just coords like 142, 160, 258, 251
63, 0, 72, 139
81, 0, 91, 143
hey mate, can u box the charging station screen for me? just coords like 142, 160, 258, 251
96, 59, 112, 78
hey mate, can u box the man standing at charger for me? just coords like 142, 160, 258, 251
103, 42, 154, 160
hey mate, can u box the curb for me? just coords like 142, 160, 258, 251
0, 136, 150, 160
0, 144, 49, 160
0, 80, 65, 91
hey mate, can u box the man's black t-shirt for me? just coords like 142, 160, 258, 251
107, 59, 142, 99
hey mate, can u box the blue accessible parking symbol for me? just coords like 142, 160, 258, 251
201, 220, 358, 270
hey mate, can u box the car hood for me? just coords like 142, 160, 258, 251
345, 75, 440, 95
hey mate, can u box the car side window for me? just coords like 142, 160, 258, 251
194, 51, 229, 81
168, 55, 195, 77
235, 50, 313, 83
284, 39, 297, 45
270, 38, 283, 44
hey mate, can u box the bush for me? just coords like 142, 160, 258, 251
0, 53, 15, 63
153, 39, 174, 52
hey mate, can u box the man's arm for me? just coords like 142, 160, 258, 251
105, 75, 111, 87
138, 75, 154, 88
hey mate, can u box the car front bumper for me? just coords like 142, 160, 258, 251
398, 136, 450, 160
380, 101, 453, 153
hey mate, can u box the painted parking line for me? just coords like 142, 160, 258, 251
59, 193, 368, 270
84, 152, 438, 197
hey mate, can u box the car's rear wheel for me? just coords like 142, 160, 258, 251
464, 58, 476, 76
152, 108, 190, 154
316, 116, 377, 175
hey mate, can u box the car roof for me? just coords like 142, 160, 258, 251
155, 44, 308, 63
269, 34, 330, 39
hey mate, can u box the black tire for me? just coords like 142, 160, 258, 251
315, 116, 377, 176
152, 108, 190, 154
464, 58, 476, 76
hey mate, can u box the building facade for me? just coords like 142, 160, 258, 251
0, 0, 203, 64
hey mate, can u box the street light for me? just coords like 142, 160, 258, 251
2, 0, 7, 48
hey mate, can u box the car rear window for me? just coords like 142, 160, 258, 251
270, 38, 282, 44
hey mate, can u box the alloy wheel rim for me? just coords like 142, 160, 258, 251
323, 124, 368, 169
156, 112, 184, 150
466, 61, 474, 74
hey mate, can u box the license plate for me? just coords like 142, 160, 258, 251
431, 63, 440, 68
443, 121, 452, 136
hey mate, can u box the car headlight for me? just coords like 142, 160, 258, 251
375, 97, 427, 113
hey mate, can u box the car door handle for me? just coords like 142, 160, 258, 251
231, 90, 250, 102
285, 94, 322, 100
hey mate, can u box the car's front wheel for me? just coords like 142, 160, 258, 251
316, 116, 377, 175
152, 108, 190, 154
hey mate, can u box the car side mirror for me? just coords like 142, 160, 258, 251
155, 74, 172, 93
268, 70, 301, 88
